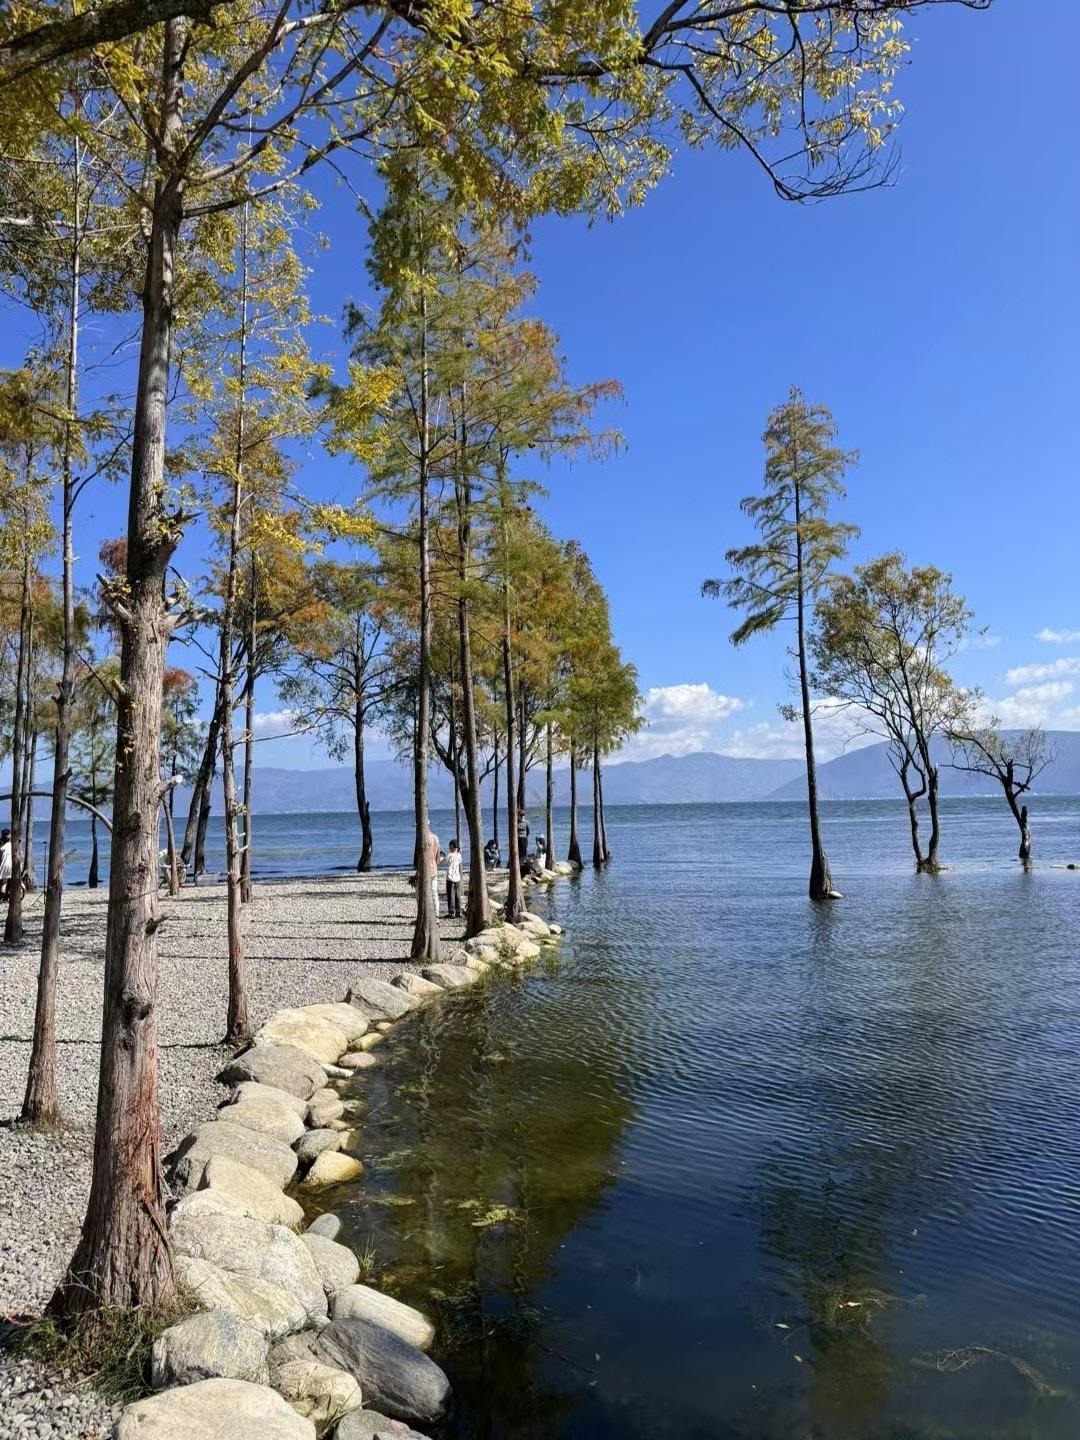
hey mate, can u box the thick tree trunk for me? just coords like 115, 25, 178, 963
794, 478, 835, 902
50, 31, 186, 1317
1017, 801, 1032, 861
567, 740, 582, 867
354, 693, 373, 871
4, 529, 31, 946
591, 741, 603, 868
410, 280, 440, 964
545, 719, 554, 869
24, 218, 80, 1120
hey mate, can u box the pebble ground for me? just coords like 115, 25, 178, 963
0, 871, 467, 1438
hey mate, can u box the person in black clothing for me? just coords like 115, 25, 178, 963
484, 837, 501, 871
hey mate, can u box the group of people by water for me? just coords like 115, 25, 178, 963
424, 817, 549, 919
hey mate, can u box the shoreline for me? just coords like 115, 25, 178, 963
0, 867, 569, 1439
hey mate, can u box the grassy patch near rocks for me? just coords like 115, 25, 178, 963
14, 1296, 197, 1405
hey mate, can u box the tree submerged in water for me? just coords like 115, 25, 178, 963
949, 725, 1053, 862
705, 387, 858, 903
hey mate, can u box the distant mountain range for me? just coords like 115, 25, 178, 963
168, 729, 1080, 814
11, 732, 1080, 819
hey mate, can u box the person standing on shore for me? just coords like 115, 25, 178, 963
0, 829, 10, 900
427, 826, 442, 919
445, 839, 463, 919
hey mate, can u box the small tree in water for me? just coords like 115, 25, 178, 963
950, 725, 1052, 863
812, 554, 973, 872
705, 387, 857, 903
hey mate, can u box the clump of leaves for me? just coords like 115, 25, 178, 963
16, 1296, 197, 1404
373, 1148, 415, 1172
449, 1198, 523, 1229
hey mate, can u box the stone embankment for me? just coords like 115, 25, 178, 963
121, 901, 565, 1440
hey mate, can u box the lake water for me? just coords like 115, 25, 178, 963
281, 796, 1080, 1440
44, 797, 1080, 1436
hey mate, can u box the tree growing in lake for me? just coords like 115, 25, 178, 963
813, 554, 972, 872
950, 725, 1052, 862
706, 387, 857, 902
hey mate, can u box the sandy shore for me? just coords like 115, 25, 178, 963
0, 871, 469, 1439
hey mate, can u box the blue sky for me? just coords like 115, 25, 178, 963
6, 0, 1076, 771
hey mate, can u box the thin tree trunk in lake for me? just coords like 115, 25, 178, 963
567, 740, 582, 867
501, 534, 524, 927
794, 472, 835, 902
925, 759, 941, 872
354, 679, 373, 871
50, 20, 187, 1320
545, 718, 554, 870
598, 755, 610, 864
898, 755, 927, 870
591, 740, 603, 869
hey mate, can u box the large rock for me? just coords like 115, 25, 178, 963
517, 911, 552, 938
255, 1009, 348, 1066
302, 1151, 364, 1190
391, 973, 444, 1000
294, 1127, 343, 1168
166, 1121, 298, 1193
117, 1379, 315, 1440
302, 1003, 371, 1044
199, 1155, 305, 1230
273, 1359, 362, 1426
308, 1317, 450, 1426
336, 1412, 431, 1440
229, 1080, 310, 1119
170, 1210, 327, 1323
170, 1189, 248, 1225
218, 1045, 327, 1101
302, 1233, 361, 1293
175, 1257, 308, 1339
151, 1309, 269, 1389
420, 964, 477, 990
330, 1286, 435, 1351
217, 1096, 306, 1147
346, 976, 419, 1022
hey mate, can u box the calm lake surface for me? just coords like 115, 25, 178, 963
256, 795, 1078, 1440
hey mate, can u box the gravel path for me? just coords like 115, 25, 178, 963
0, 871, 467, 1439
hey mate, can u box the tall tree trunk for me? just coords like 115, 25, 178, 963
181, 684, 221, 870
492, 727, 500, 853
218, 191, 250, 1047
567, 739, 582, 867
794, 476, 835, 902
1016, 800, 1032, 862
591, 740, 603, 869
501, 542, 523, 926
410, 272, 440, 964
516, 694, 526, 816
162, 800, 179, 896
88, 814, 99, 890
448, 669, 461, 850
50, 24, 187, 1320
4, 510, 31, 946
239, 563, 256, 903
24, 729, 37, 888
598, 754, 610, 863
899, 757, 927, 870
545, 718, 554, 870
924, 762, 941, 871
354, 687, 373, 872
455, 486, 489, 936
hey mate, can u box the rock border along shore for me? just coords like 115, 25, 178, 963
121, 866, 571, 1439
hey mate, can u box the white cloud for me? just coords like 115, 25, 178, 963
1004, 656, 1080, 686
723, 700, 879, 763
250, 710, 305, 739
1012, 681, 1074, 703
613, 683, 746, 763
1036, 627, 1080, 644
